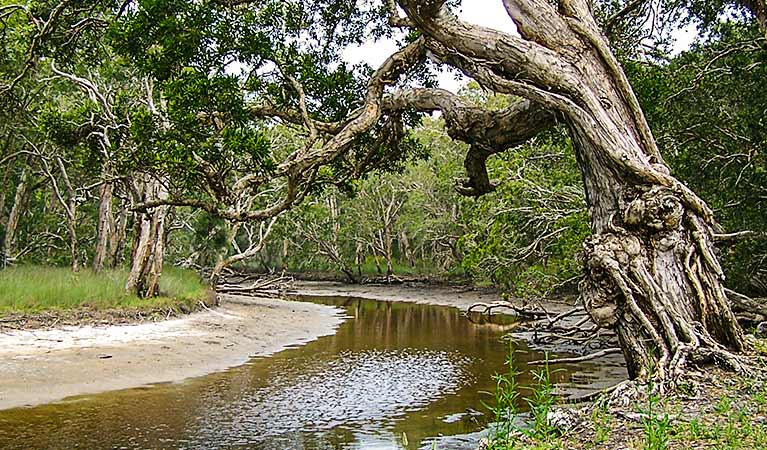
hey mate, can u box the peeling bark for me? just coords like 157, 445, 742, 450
2, 167, 28, 265
109, 201, 129, 268
126, 176, 169, 298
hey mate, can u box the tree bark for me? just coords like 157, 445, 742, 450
382, 228, 394, 279
0, 163, 13, 230
126, 176, 169, 297
355, 242, 364, 277
373, 250, 383, 274
109, 201, 129, 268
2, 167, 28, 266
92, 181, 114, 273
399, 230, 415, 267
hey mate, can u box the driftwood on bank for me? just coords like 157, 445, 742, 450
215, 272, 295, 298
466, 298, 619, 358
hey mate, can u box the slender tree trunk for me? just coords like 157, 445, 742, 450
373, 250, 383, 274
93, 181, 114, 273
2, 167, 28, 266
109, 202, 129, 268
0, 163, 12, 230
126, 177, 169, 297
383, 227, 394, 279
400, 230, 415, 267
355, 242, 364, 277
282, 238, 289, 269
66, 195, 78, 272
52, 157, 79, 272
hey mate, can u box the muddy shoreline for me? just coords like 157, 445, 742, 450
0, 280, 604, 412
0, 294, 344, 410
0, 281, 508, 411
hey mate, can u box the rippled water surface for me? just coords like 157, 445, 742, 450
0, 295, 626, 449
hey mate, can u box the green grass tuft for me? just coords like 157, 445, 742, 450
0, 265, 208, 313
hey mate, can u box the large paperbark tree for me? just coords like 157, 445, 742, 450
131, 0, 746, 378
390, 0, 745, 378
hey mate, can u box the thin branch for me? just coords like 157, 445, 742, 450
528, 348, 622, 365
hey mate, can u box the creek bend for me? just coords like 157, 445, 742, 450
0, 294, 626, 449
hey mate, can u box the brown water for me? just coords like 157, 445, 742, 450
0, 295, 626, 450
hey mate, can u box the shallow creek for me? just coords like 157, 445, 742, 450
0, 295, 626, 449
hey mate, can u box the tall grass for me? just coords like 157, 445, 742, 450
0, 265, 207, 312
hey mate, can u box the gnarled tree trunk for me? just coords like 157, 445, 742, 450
573, 125, 744, 379
397, 0, 745, 379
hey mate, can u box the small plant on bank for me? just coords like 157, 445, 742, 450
484, 340, 522, 448
591, 400, 612, 445
640, 378, 671, 450
714, 396, 733, 416
524, 355, 557, 442
484, 345, 564, 449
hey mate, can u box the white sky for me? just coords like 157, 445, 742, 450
342, 0, 516, 92
341, 0, 698, 93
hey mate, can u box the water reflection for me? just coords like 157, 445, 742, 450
0, 296, 626, 450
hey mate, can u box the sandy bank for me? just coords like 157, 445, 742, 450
0, 295, 344, 410
289, 280, 506, 309
288, 280, 576, 314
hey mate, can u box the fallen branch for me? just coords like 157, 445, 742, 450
216, 272, 295, 297
466, 300, 549, 319
725, 288, 767, 317
529, 347, 622, 365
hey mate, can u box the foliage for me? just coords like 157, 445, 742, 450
0, 0, 765, 308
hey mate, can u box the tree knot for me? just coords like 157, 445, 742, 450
624, 186, 683, 232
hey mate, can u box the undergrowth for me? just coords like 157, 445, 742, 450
482, 339, 767, 450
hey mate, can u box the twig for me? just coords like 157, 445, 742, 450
529, 348, 622, 365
